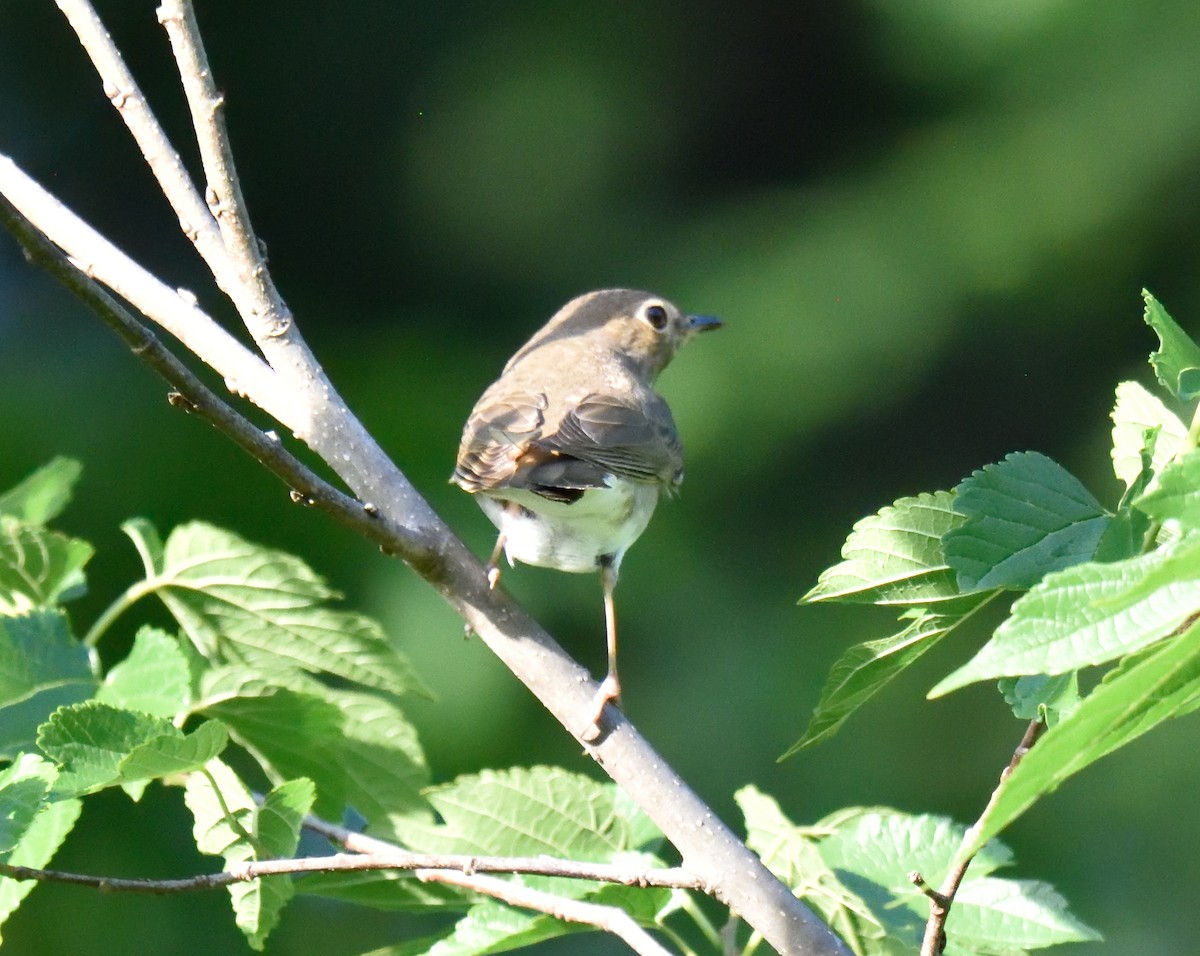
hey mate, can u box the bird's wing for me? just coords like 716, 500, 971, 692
537, 393, 684, 489
452, 392, 547, 493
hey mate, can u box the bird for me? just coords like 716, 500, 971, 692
452, 289, 722, 726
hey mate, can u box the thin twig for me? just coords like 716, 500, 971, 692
916, 718, 1046, 955
158, 0, 295, 348
417, 869, 675, 956
0, 191, 430, 565
0, 155, 291, 426
0, 848, 700, 895
53, 0, 238, 301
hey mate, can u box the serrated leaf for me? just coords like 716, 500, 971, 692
0, 797, 81, 940
0, 516, 94, 611
783, 609, 978, 756
183, 760, 305, 951
944, 452, 1109, 592
818, 809, 1095, 953
0, 611, 97, 760
0, 754, 57, 854
950, 877, 1101, 951
184, 758, 256, 857
395, 767, 629, 863
737, 787, 891, 956
1110, 381, 1187, 488
1143, 290, 1200, 402
997, 673, 1080, 726
804, 492, 968, 606
37, 701, 179, 795
0, 458, 82, 525
97, 626, 190, 718
201, 671, 430, 826
149, 522, 427, 698
1136, 448, 1200, 531
960, 617, 1200, 862
118, 720, 228, 782
932, 534, 1200, 695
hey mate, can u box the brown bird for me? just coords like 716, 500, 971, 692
453, 289, 721, 724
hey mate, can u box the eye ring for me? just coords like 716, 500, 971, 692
642, 303, 669, 331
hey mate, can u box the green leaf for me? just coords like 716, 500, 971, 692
395, 766, 631, 863
0, 797, 82, 941
1110, 381, 1187, 489
737, 787, 892, 956
121, 517, 165, 577
298, 869, 469, 911
37, 701, 179, 795
228, 777, 315, 950
0, 610, 97, 760
1143, 290, 1200, 402
1136, 448, 1200, 531
97, 626, 191, 718
997, 673, 1080, 726
150, 522, 427, 698
932, 534, 1200, 695
819, 809, 1097, 952
959, 617, 1200, 862
944, 452, 1109, 592
783, 608, 982, 756
117, 720, 228, 782
0, 754, 57, 854
0, 459, 82, 526
184, 758, 256, 857
201, 670, 430, 826
803, 492, 968, 606
185, 759, 299, 951
0, 516, 94, 611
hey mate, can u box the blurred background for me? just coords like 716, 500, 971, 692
2, 1, 1199, 953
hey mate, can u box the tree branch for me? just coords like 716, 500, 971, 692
0, 4, 850, 953
914, 718, 1047, 955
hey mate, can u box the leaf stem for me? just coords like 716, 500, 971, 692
83, 578, 159, 648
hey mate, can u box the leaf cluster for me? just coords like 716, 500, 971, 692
790, 290, 1200, 922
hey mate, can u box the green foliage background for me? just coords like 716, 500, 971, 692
2, 2, 1199, 953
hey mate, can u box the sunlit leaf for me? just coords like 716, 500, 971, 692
1143, 290, 1200, 402
959, 618, 1200, 862
803, 492, 968, 606
943, 451, 1109, 592
0, 458, 82, 526
149, 522, 427, 698
931, 534, 1200, 695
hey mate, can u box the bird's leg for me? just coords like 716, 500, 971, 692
589, 560, 622, 724
485, 533, 507, 590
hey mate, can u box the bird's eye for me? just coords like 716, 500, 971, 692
643, 303, 669, 331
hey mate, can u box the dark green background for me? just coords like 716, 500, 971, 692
2, 2, 1198, 953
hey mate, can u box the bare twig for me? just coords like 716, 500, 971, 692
0, 848, 700, 895
418, 869, 675, 956
0, 191, 427, 561
916, 718, 1047, 955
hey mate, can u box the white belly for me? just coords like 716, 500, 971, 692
478, 479, 659, 574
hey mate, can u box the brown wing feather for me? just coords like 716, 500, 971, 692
539, 394, 683, 487
452, 393, 546, 492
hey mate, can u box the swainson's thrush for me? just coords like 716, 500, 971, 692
453, 289, 721, 723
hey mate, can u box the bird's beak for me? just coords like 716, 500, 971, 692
686, 313, 723, 333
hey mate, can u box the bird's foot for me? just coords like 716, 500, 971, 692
587, 673, 621, 728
